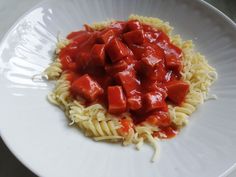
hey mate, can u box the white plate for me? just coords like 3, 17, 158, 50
0, 0, 236, 176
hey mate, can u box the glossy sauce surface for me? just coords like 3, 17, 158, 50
59, 20, 190, 138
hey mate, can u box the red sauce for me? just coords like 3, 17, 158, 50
153, 124, 178, 139
118, 119, 134, 134
59, 20, 190, 139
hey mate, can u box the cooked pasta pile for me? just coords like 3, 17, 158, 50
44, 15, 217, 162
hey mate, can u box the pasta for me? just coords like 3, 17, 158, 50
44, 15, 217, 161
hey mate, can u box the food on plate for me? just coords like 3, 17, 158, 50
44, 15, 217, 161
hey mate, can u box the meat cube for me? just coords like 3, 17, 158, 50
105, 60, 128, 75
116, 69, 142, 110
165, 43, 182, 72
67, 31, 91, 43
108, 86, 126, 114
126, 20, 142, 31
150, 65, 167, 82
141, 54, 163, 77
146, 111, 171, 127
106, 38, 129, 63
165, 54, 182, 72
59, 42, 79, 59
164, 70, 179, 82
142, 80, 168, 97
128, 44, 146, 60
109, 22, 126, 35
123, 56, 135, 65
97, 29, 116, 44
143, 91, 166, 112
75, 52, 91, 70
156, 30, 170, 43
141, 54, 162, 72
66, 72, 80, 83
71, 74, 103, 101
151, 44, 165, 59
123, 30, 145, 45
140, 44, 164, 69
166, 80, 189, 105
116, 68, 140, 97
60, 55, 77, 71
140, 54, 166, 81
127, 95, 142, 110
90, 44, 106, 66
166, 43, 182, 58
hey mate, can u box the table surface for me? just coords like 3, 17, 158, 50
0, 0, 235, 177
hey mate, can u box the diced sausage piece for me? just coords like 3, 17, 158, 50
165, 43, 182, 72
123, 56, 135, 65
67, 31, 91, 42
109, 22, 126, 35
59, 42, 78, 59
126, 20, 142, 31
90, 44, 106, 66
165, 54, 182, 72
60, 55, 77, 71
128, 44, 146, 60
116, 68, 140, 97
160, 101, 169, 112
140, 54, 162, 76
142, 80, 168, 97
156, 31, 170, 43
142, 80, 159, 92
166, 43, 182, 58
128, 43, 155, 60
151, 44, 165, 59
166, 80, 189, 105
140, 53, 166, 81
146, 111, 171, 127
66, 72, 80, 83
141, 54, 162, 73
127, 95, 142, 110
71, 74, 103, 101
106, 38, 129, 63
116, 69, 142, 110
97, 29, 116, 44
143, 92, 166, 112
75, 52, 91, 70
105, 60, 128, 75
164, 70, 179, 82
123, 30, 145, 45
144, 31, 160, 43
108, 86, 126, 114
151, 64, 167, 82
94, 76, 113, 90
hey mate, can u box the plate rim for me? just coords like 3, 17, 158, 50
0, 0, 235, 176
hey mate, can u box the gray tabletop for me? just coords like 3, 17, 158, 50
0, 0, 235, 177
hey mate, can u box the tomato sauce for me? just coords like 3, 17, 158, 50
59, 20, 190, 139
